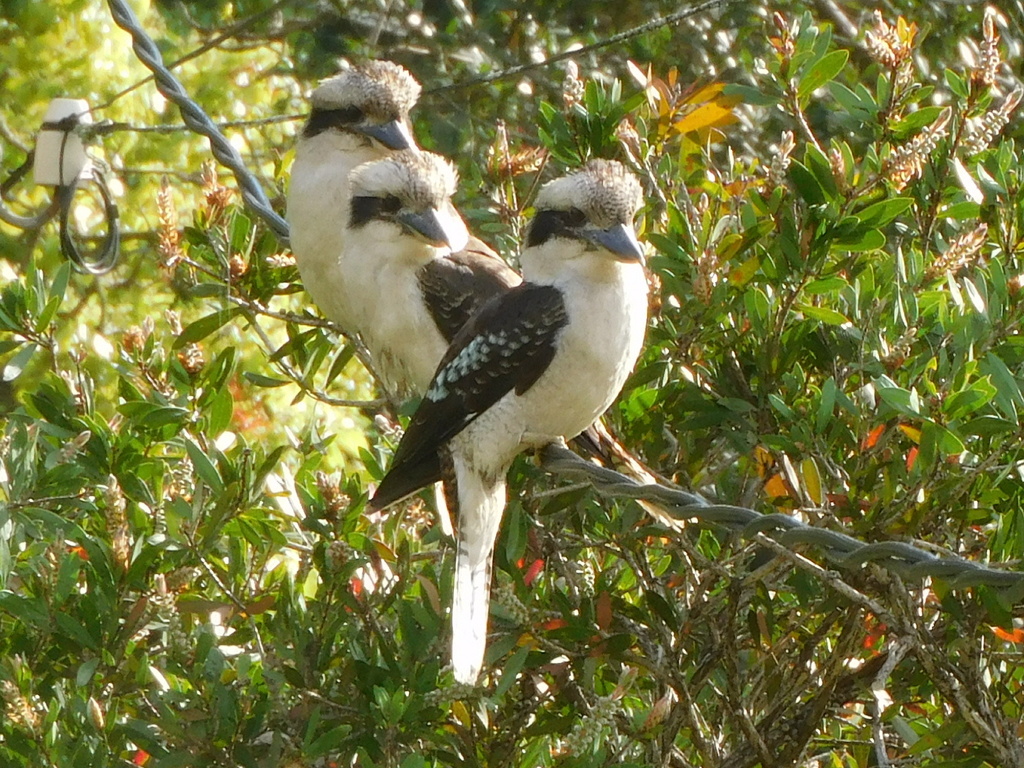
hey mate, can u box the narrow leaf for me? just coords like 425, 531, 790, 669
174, 309, 241, 349
798, 50, 849, 101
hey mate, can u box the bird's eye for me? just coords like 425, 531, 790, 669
564, 207, 588, 227
381, 195, 403, 214
334, 105, 365, 124
304, 105, 366, 139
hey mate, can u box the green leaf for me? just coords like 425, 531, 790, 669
55, 612, 98, 651
944, 69, 968, 99
745, 287, 770, 334
184, 437, 225, 493
76, 658, 101, 687
828, 82, 878, 118
938, 201, 981, 220
35, 295, 62, 334
173, 308, 242, 349
768, 393, 797, 420
960, 415, 1017, 437
206, 386, 234, 435
118, 402, 190, 429
798, 49, 848, 101
943, 378, 996, 420
55, 552, 83, 602
804, 143, 837, 200
919, 421, 964, 469
875, 380, 922, 417
892, 106, 945, 135
0, 592, 49, 629
325, 343, 356, 386
49, 260, 72, 305
788, 160, 827, 206
399, 755, 427, 768
229, 211, 253, 253
492, 643, 531, 698
2, 342, 36, 381
722, 83, 778, 107
832, 229, 885, 251
306, 725, 352, 758
981, 352, 1024, 420
854, 198, 913, 228
503, 502, 526, 564
804, 276, 848, 295
816, 377, 837, 434
243, 372, 290, 388
796, 303, 849, 325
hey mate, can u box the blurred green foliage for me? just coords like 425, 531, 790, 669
1, 1, 1024, 766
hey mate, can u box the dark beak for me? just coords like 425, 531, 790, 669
357, 120, 415, 151
398, 208, 455, 248
583, 222, 645, 262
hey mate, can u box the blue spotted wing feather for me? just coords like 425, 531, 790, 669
370, 283, 567, 509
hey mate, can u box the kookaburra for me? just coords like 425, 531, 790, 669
288, 61, 421, 333
290, 62, 666, 538
343, 149, 518, 393
287, 61, 519, 358
370, 160, 650, 685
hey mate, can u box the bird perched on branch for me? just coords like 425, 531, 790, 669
287, 61, 519, 359
288, 62, 421, 332
343, 150, 518, 393
370, 160, 650, 684
290, 61, 668, 536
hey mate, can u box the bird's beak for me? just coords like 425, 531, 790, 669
398, 207, 469, 252
583, 222, 645, 263
358, 120, 415, 151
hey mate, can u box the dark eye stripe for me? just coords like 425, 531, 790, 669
525, 208, 588, 248
303, 106, 365, 139
349, 195, 404, 228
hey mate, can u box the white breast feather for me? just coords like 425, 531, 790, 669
287, 131, 386, 332
453, 239, 648, 477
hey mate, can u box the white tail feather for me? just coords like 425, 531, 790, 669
433, 481, 454, 537
450, 459, 506, 684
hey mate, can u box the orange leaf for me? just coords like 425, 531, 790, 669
895, 16, 918, 45
764, 473, 791, 499
992, 626, 1024, 643
754, 445, 775, 477
541, 618, 568, 631
642, 692, 673, 731
861, 424, 885, 451
523, 558, 544, 587
906, 446, 919, 471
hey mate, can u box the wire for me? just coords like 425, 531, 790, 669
93, 0, 296, 115
105, 0, 290, 244
0, 117, 121, 269
45, 115, 121, 275
57, 164, 121, 275
538, 443, 1024, 595
0, 151, 58, 229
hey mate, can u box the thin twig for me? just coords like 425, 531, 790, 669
424, 0, 740, 96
